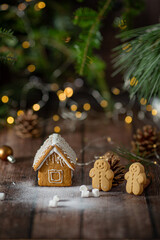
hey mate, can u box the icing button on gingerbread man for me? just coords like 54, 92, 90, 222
89, 159, 114, 192
125, 162, 147, 196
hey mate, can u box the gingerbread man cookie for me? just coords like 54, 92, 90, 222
89, 159, 114, 191
125, 162, 147, 195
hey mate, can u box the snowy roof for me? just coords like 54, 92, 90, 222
33, 133, 77, 171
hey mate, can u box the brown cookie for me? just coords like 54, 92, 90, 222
125, 162, 147, 195
89, 159, 114, 192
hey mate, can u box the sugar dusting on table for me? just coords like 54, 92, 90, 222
5, 181, 115, 210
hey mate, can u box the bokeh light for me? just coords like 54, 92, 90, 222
75, 111, 82, 118
130, 77, 138, 86
51, 83, 59, 91
1, 4, 9, 11
17, 110, 24, 116
27, 64, 36, 72
64, 87, 73, 98
152, 109, 157, 116
146, 105, 152, 111
65, 37, 71, 43
100, 100, 108, 108
83, 103, 91, 111
58, 92, 66, 101
37, 1, 46, 9
7, 116, 14, 124
125, 116, 132, 124
54, 126, 61, 133
140, 98, 147, 105
1, 95, 9, 103
18, 3, 26, 11
32, 103, 40, 111
22, 41, 30, 49
53, 115, 59, 121
122, 43, 132, 52
112, 88, 120, 95
70, 104, 77, 111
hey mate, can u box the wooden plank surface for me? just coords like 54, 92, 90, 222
0, 115, 160, 239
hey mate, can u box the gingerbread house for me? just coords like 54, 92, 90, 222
33, 134, 77, 186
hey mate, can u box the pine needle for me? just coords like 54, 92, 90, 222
112, 23, 160, 100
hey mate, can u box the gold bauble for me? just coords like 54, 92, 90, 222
0, 145, 13, 161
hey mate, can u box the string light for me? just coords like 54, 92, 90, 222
125, 116, 132, 124
154, 161, 157, 165
112, 88, 120, 95
130, 77, 138, 86
37, 1, 46, 9
22, 41, 30, 49
25, 0, 32, 2
51, 83, 59, 91
70, 104, 77, 111
34, 1, 46, 10
7, 116, 14, 124
54, 126, 61, 133
1, 95, 9, 103
83, 103, 91, 111
75, 111, 82, 118
32, 103, 40, 111
57, 90, 63, 96
58, 92, 66, 101
146, 105, 152, 111
27, 64, 36, 72
107, 137, 112, 142
18, 3, 26, 11
17, 110, 24, 116
1, 4, 9, 11
52, 115, 59, 121
65, 37, 71, 43
64, 87, 73, 98
34, 3, 40, 11
140, 98, 147, 105
152, 109, 157, 116
100, 100, 108, 108
122, 43, 132, 52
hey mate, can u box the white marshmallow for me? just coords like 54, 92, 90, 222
0, 193, 5, 201
79, 185, 88, 192
53, 195, 60, 202
92, 188, 100, 197
81, 190, 90, 198
49, 199, 58, 208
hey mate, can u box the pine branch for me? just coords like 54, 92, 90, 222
113, 146, 160, 170
112, 23, 160, 100
0, 28, 14, 39
79, 0, 111, 76
0, 55, 16, 64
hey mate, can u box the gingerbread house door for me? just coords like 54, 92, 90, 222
48, 169, 63, 184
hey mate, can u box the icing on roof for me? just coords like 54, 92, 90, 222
33, 134, 77, 171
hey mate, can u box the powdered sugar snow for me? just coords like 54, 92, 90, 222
8, 181, 109, 210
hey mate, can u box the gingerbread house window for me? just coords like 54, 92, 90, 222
48, 169, 63, 183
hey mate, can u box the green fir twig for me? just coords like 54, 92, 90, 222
112, 23, 160, 100
79, 0, 111, 76
113, 145, 160, 170
0, 28, 14, 39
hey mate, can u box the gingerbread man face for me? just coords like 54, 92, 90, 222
129, 162, 144, 174
94, 159, 110, 171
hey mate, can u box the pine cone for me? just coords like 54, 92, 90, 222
15, 110, 41, 138
131, 125, 160, 157
102, 152, 126, 186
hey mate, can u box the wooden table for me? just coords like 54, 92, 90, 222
0, 115, 160, 239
